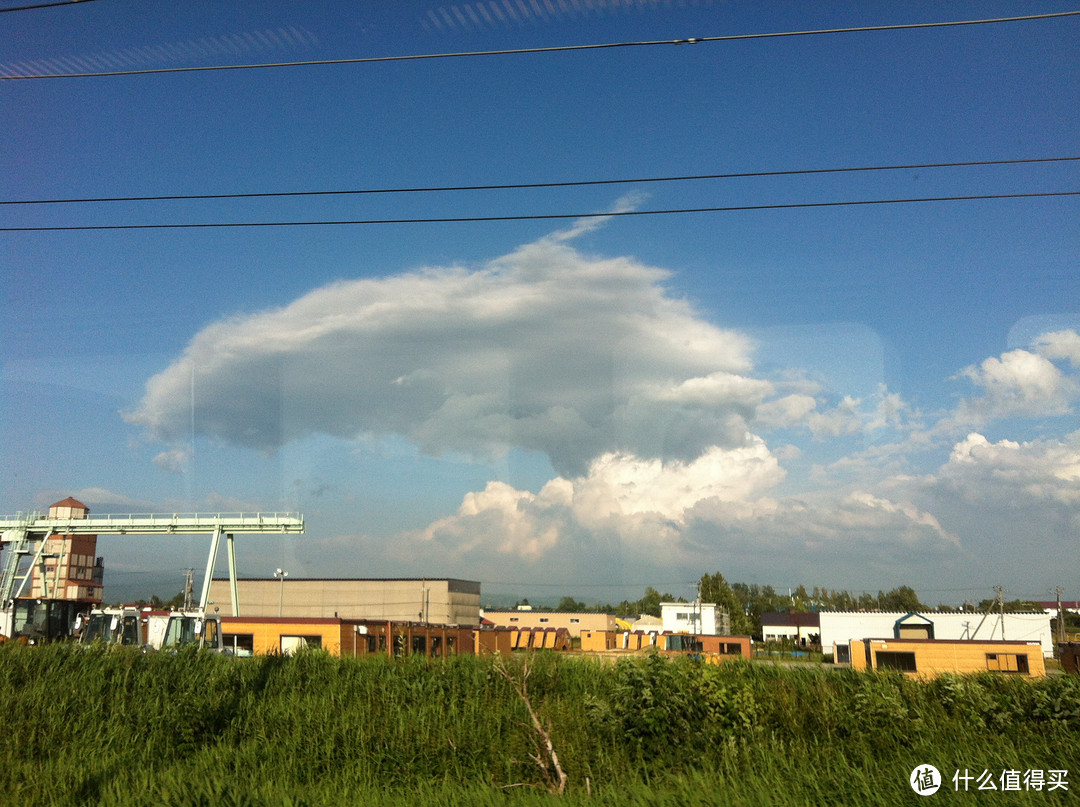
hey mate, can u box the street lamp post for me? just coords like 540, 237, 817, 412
274, 568, 289, 617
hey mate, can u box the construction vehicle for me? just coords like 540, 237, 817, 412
157, 609, 225, 652
75, 606, 143, 646
75, 607, 225, 652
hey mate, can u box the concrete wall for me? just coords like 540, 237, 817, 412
208, 578, 481, 624
483, 610, 616, 638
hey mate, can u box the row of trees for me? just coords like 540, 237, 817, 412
697, 573, 928, 636
547, 573, 1001, 638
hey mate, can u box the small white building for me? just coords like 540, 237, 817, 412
660, 601, 729, 635
631, 614, 663, 632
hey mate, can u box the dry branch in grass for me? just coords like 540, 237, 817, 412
494, 657, 567, 795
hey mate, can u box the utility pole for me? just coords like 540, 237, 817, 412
274, 568, 288, 617
1056, 586, 1066, 644
993, 585, 1006, 640
694, 582, 701, 635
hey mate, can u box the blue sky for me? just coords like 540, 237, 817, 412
2, 1, 1078, 606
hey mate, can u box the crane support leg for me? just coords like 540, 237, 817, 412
226, 533, 239, 616
198, 526, 223, 611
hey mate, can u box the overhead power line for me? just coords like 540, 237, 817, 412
0, 0, 101, 12
4, 156, 1077, 207
4, 191, 1076, 232
3, 10, 1077, 80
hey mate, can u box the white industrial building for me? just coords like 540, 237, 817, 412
820, 610, 1055, 660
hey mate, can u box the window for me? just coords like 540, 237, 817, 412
224, 633, 255, 657
986, 653, 1029, 674
539, 617, 549, 623
875, 651, 917, 672
569, 618, 580, 624
280, 635, 322, 655
509, 617, 519, 622
664, 635, 702, 652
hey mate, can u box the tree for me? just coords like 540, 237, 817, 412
878, 585, 925, 612
698, 571, 752, 635
976, 598, 1041, 613
610, 587, 682, 618
638, 587, 664, 617
556, 596, 587, 612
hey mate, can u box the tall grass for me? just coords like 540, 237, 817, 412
0, 644, 1076, 806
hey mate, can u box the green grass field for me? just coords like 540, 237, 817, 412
0, 644, 1076, 806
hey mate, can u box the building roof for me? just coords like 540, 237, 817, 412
482, 609, 611, 616
212, 576, 479, 585
760, 611, 820, 628
895, 611, 935, 626
820, 609, 1048, 616
50, 497, 88, 510
858, 637, 1042, 647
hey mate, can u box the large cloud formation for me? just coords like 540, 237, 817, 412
126, 226, 1080, 590
126, 228, 763, 477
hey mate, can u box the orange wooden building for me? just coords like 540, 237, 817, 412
848, 638, 1046, 678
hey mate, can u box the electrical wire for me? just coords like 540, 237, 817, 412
4, 156, 1076, 206
0, 0, 101, 12
3, 10, 1077, 80
3, 190, 1076, 232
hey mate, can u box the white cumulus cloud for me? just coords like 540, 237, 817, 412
397, 437, 961, 581
950, 332, 1080, 426
1034, 329, 1080, 366
125, 228, 765, 477
939, 431, 1080, 505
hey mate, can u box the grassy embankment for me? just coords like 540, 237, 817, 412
0, 644, 1077, 806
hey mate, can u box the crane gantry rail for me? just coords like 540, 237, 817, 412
0, 510, 305, 622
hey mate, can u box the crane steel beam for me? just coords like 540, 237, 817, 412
0, 512, 304, 536
0, 512, 305, 625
